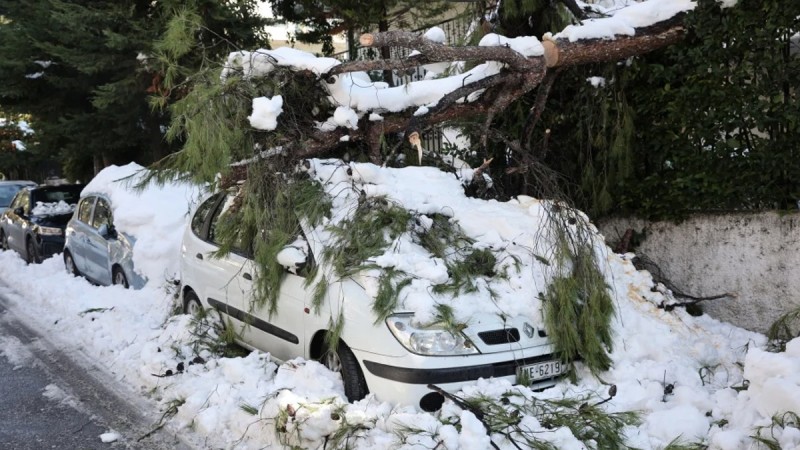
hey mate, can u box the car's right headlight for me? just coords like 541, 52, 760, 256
37, 226, 63, 236
386, 314, 479, 356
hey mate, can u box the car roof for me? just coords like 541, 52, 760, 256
28, 184, 86, 192
0, 180, 37, 186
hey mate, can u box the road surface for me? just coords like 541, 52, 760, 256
0, 287, 193, 450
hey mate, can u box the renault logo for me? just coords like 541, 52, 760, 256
523, 322, 535, 338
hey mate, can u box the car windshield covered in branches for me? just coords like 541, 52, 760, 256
179, 159, 616, 410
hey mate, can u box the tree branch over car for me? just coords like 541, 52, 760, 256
166, 1, 694, 183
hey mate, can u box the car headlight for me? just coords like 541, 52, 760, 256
386, 314, 479, 356
37, 226, 63, 236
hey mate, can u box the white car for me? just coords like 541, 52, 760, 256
180, 193, 565, 411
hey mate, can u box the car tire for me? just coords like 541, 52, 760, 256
183, 289, 203, 317
112, 266, 129, 288
0, 230, 7, 251
322, 339, 369, 402
64, 251, 80, 276
26, 238, 40, 264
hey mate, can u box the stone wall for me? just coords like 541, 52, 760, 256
598, 212, 800, 334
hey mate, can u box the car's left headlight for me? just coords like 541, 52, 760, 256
386, 314, 479, 356
37, 226, 63, 236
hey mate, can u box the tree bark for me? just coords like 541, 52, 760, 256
542, 16, 687, 68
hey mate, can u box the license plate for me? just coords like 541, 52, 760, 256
517, 360, 566, 383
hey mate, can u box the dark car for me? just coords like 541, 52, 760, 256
0, 184, 85, 263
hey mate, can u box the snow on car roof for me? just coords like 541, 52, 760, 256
81, 163, 203, 284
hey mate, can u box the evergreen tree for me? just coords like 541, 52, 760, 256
471, 0, 800, 219
0, 0, 268, 181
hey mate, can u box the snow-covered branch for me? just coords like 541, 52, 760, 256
225, 0, 696, 166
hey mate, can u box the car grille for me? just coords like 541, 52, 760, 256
478, 328, 520, 345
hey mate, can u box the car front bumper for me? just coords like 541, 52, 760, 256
36, 234, 66, 259
352, 343, 563, 410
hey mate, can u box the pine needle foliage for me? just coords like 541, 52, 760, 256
488, 393, 639, 450
433, 304, 467, 333
433, 248, 497, 296
213, 165, 331, 316
274, 387, 636, 450
542, 210, 615, 376
661, 437, 708, 450
323, 197, 412, 277
766, 306, 800, 352
155, 72, 280, 184
751, 411, 800, 450
373, 269, 413, 324
324, 309, 346, 354
413, 213, 473, 259
239, 403, 259, 416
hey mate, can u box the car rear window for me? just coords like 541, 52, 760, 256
32, 187, 82, 205
0, 186, 21, 207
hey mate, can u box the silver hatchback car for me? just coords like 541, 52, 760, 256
63, 193, 145, 289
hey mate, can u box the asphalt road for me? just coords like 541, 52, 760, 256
0, 288, 193, 450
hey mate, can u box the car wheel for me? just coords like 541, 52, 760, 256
183, 289, 203, 317
322, 339, 369, 402
112, 266, 129, 288
0, 230, 7, 251
26, 238, 41, 264
64, 251, 80, 276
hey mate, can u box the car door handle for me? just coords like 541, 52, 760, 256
242, 273, 252, 281
195, 253, 203, 260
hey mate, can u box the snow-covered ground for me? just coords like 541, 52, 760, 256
0, 161, 799, 450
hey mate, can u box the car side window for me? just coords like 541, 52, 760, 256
13, 191, 30, 215
208, 194, 247, 255
78, 197, 94, 224
191, 194, 222, 239
92, 198, 112, 230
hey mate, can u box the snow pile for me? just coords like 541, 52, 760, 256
81, 163, 202, 284
31, 200, 75, 216
743, 339, 800, 417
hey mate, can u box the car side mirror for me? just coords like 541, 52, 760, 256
13, 207, 25, 217
276, 245, 308, 275
98, 224, 118, 239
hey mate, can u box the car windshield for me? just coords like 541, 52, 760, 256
0, 185, 24, 207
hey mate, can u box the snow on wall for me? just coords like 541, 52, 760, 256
599, 212, 800, 334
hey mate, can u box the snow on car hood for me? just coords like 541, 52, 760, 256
306, 159, 601, 325
82, 163, 203, 285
